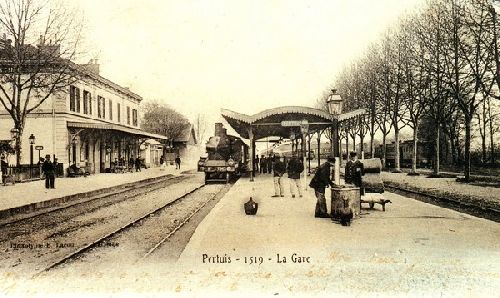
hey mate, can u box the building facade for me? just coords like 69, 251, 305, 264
0, 61, 167, 175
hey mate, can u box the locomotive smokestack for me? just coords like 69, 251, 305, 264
215, 123, 224, 137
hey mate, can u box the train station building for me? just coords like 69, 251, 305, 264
0, 58, 168, 176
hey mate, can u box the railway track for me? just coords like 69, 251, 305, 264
385, 184, 500, 223
34, 182, 231, 276
0, 174, 187, 229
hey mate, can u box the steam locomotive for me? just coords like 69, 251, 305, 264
199, 123, 249, 183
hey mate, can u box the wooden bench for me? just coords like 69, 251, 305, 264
67, 166, 88, 178
360, 193, 392, 211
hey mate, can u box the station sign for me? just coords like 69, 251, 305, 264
35, 145, 44, 150
281, 120, 308, 127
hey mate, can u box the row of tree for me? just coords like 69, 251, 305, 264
327, 0, 499, 181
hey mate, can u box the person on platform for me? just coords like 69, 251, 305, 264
309, 157, 335, 218
160, 155, 166, 170
271, 154, 286, 197
254, 155, 259, 174
42, 154, 56, 189
287, 153, 304, 198
260, 155, 267, 174
267, 154, 273, 173
135, 156, 142, 172
175, 155, 181, 169
129, 157, 135, 172
1, 156, 8, 185
345, 152, 364, 195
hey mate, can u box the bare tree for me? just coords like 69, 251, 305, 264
401, 18, 429, 174
443, 0, 493, 181
385, 29, 409, 172
487, 97, 499, 164
0, 0, 83, 166
362, 45, 381, 158
141, 101, 190, 147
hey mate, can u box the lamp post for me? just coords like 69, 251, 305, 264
29, 134, 36, 179
326, 89, 343, 185
326, 89, 343, 158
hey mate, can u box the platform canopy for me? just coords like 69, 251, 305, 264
221, 105, 365, 140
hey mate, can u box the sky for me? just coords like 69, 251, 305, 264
72, 0, 424, 133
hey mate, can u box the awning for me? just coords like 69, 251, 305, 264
221, 106, 367, 140
67, 121, 168, 140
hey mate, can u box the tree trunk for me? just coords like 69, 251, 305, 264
450, 135, 457, 166
488, 99, 495, 165
360, 133, 365, 159
481, 134, 487, 164
382, 133, 387, 169
370, 132, 375, 159
464, 115, 472, 182
412, 127, 418, 174
433, 125, 440, 175
14, 122, 24, 167
394, 124, 401, 172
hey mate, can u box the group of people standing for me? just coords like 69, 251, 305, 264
254, 155, 275, 174
159, 155, 181, 170
254, 153, 305, 198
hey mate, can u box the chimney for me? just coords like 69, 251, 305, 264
83, 58, 100, 75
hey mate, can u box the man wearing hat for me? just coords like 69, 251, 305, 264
309, 156, 335, 218
271, 154, 286, 197
1, 155, 8, 185
287, 152, 304, 198
42, 154, 56, 189
345, 151, 364, 195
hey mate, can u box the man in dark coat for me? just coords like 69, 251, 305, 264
271, 154, 286, 197
254, 155, 259, 174
287, 153, 304, 198
135, 156, 142, 172
1, 156, 8, 184
175, 155, 181, 169
345, 152, 364, 194
309, 157, 335, 218
260, 155, 267, 174
42, 154, 55, 189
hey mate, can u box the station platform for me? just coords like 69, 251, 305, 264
171, 174, 500, 297
0, 166, 186, 218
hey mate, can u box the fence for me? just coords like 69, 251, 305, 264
2, 163, 64, 182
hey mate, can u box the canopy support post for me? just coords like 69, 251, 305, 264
248, 127, 255, 182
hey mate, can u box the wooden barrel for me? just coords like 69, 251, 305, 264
362, 158, 382, 173
331, 187, 361, 218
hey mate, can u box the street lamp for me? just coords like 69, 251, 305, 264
326, 89, 342, 185
326, 89, 343, 115
29, 134, 36, 179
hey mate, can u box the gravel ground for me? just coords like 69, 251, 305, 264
3, 182, 233, 296
0, 173, 203, 286
381, 172, 500, 210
